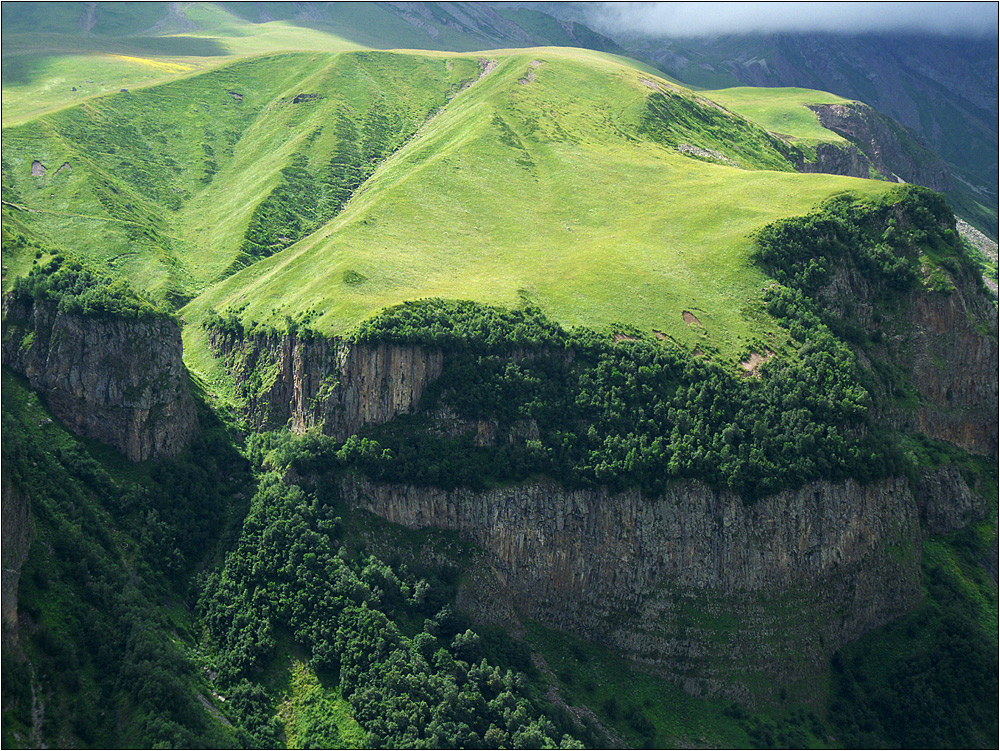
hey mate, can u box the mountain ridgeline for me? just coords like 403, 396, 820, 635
1, 36, 997, 751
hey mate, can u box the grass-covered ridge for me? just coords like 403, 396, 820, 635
1, 44, 887, 372
702, 86, 852, 146
176, 47, 891, 378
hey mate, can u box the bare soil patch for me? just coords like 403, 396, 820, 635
739, 349, 775, 376
518, 60, 543, 85
682, 310, 702, 326
30, 161, 45, 177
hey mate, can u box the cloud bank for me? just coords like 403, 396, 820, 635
575, 2, 999, 38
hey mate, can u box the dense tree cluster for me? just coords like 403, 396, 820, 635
10, 254, 169, 320
200, 470, 583, 748
753, 186, 966, 298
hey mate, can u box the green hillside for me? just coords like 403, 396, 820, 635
178, 49, 888, 372
702, 86, 852, 145
1, 1, 635, 125
1, 46, 892, 378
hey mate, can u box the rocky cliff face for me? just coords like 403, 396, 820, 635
808, 102, 953, 191
907, 280, 999, 455
1, 297, 197, 461
339, 472, 932, 699
207, 329, 443, 439
797, 140, 873, 179
818, 237, 998, 457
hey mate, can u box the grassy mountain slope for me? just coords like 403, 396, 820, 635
702, 86, 851, 145
2, 51, 478, 303
1, 45, 893, 374
179, 48, 890, 375
1, 1, 630, 125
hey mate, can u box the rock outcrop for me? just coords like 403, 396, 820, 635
1, 297, 197, 461
817, 233, 998, 457
808, 102, 953, 191
798, 141, 873, 179
915, 464, 986, 536
340, 472, 927, 699
207, 329, 443, 439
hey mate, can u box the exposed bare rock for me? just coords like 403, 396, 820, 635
914, 464, 985, 535
2, 298, 197, 461
808, 102, 953, 191
341, 473, 928, 700
208, 330, 443, 439
797, 141, 872, 179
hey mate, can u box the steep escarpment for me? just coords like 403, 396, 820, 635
808, 102, 953, 191
208, 188, 992, 704
206, 326, 443, 439
339, 473, 925, 699
1, 269, 197, 461
756, 187, 997, 458
797, 141, 873, 179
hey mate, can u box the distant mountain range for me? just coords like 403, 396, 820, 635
498, 3, 998, 237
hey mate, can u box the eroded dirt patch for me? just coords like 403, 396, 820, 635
518, 60, 543, 85
30, 161, 45, 177
739, 349, 775, 376
682, 310, 702, 326
613, 333, 638, 342
54, 162, 72, 175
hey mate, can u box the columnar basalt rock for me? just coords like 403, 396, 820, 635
1, 298, 197, 461
338, 473, 928, 698
207, 329, 444, 439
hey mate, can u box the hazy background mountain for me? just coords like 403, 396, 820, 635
500, 2, 999, 237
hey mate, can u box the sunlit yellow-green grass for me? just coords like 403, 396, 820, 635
2, 42, 891, 384
703, 86, 852, 144
280, 660, 365, 749
182, 50, 890, 381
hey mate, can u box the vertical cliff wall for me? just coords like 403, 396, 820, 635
2, 297, 197, 461
207, 329, 443, 439
338, 473, 933, 699
817, 238, 998, 457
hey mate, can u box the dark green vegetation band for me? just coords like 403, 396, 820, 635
9, 248, 171, 321
214, 187, 970, 501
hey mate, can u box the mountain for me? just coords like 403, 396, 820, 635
0, 1, 628, 124
512, 4, 998, 237
2, 4, 997, 750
